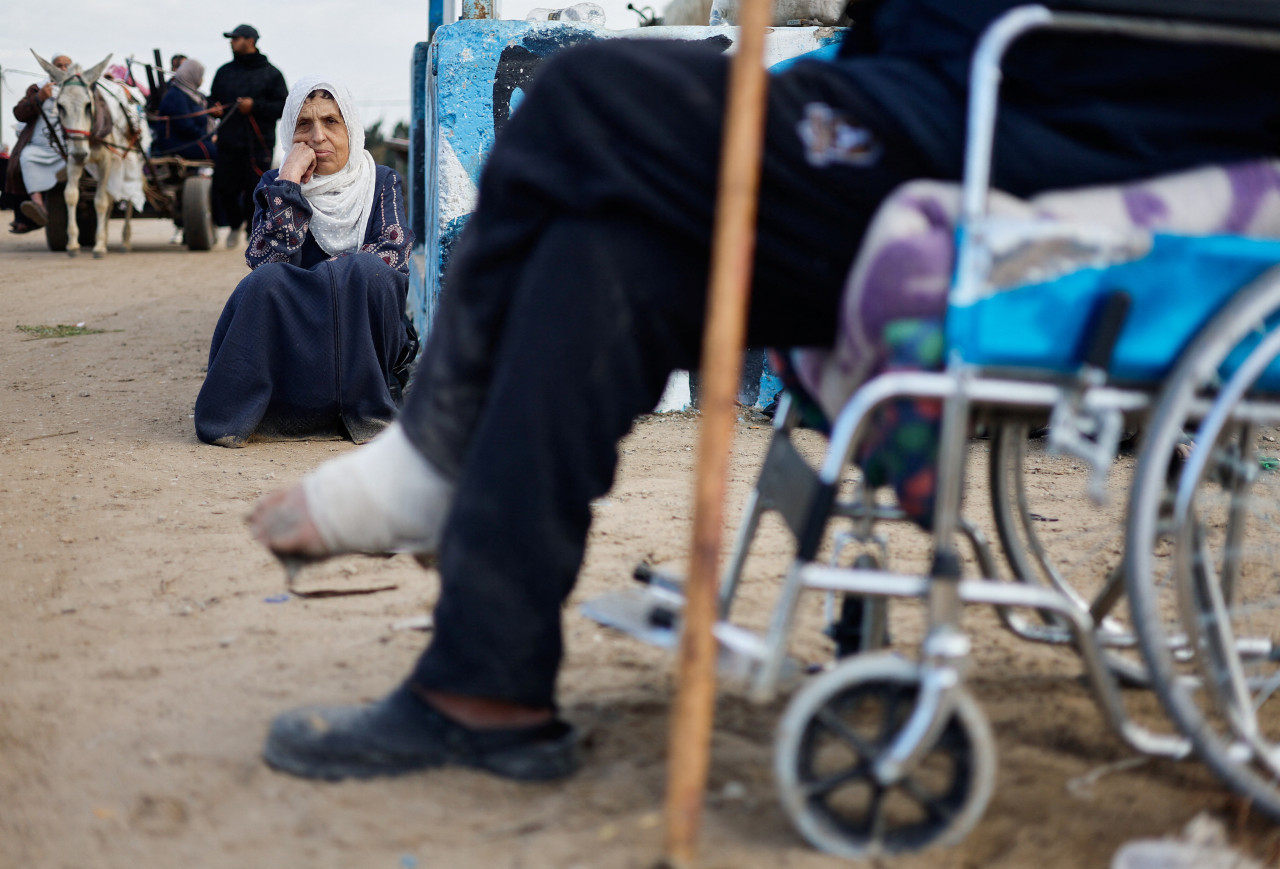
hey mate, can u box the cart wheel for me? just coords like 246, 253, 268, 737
182, 175, 215, 251
775, 652, 995, 859
44, 187, 68, 252
44, 185, 99, 253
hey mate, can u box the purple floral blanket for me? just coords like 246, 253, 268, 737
791, 160, 1280, 422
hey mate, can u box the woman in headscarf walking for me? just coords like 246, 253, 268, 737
151, 58, 217, 161
194, 75, 418, 447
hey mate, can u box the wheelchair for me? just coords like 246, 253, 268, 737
585, 2, 1280, 858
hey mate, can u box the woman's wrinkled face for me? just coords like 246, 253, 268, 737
292, 95, 350, 175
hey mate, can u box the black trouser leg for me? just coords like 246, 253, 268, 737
213, 145, 265, 231
410, 215, 704, 706
397, 39, 932, 706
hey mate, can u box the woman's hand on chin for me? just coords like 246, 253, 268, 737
279, 143, 318, 185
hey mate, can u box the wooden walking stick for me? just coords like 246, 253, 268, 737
660, 0, 774, 865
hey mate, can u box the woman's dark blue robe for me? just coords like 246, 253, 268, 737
194, 165, 418, 446
150, 86, 217, 161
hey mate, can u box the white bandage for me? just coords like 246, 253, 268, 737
302, 422, 455, 555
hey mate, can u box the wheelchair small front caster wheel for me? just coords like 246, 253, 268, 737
774, 652, 995, 858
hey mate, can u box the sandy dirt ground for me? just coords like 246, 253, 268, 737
2, 218, 1278, 869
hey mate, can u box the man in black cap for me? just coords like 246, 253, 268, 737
209, 24, 287, 249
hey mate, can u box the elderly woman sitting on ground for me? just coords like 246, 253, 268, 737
194, 76, 418, 447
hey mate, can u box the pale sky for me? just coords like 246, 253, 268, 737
1, 0, 652, 147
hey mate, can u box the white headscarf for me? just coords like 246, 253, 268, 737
281, 75, 377, 256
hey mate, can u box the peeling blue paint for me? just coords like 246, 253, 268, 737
436, 22, 603, 186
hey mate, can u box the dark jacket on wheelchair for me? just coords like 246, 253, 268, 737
839, 0, 1280, 199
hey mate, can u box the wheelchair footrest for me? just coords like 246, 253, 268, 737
580, 588, 800, 684
581, 588, 682, 650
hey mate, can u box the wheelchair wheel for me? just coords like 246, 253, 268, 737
774, 652, 995, 858
1128, 266, 1280, 819
989, 421, 1148, 684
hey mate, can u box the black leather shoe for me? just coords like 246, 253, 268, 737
263, 685, 580, 782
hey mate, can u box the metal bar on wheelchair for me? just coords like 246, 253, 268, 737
1176, 325, 1280, 519
960, 5, 1280, 231
955, 6, 1280, 321
873, 626, 969, 783
794, 564, 1192, 759
818, 369, 1150, 485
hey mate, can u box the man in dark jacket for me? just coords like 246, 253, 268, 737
209, 24, 287, 249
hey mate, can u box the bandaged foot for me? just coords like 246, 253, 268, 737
251, 422, 455, 560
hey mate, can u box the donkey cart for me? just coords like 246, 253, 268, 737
43, 155, 215, 253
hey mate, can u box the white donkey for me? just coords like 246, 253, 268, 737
33, 51, 150, 257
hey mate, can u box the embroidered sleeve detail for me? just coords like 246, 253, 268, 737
357, 221, 410, 272
247, 179, 313, 270
354, 171, 414, 274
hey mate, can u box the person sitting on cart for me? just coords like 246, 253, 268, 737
5, 53, 72, 233
245, 0, 1280, 784
151, 59, 216, 162
193, 75, 418, 448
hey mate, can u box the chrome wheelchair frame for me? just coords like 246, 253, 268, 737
585, 5, 1280, 857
